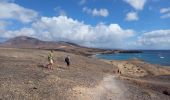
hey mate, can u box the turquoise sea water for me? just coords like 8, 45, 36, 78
96, 50, 170, 66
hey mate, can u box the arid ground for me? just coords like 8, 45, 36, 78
0, 47, 170, 100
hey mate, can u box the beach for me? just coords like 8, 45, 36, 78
0, 47, 170, 100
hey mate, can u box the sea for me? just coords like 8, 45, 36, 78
96, 50, 170, 66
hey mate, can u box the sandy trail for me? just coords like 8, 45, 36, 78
72, 75, 126, 100
71, 75, 170, 100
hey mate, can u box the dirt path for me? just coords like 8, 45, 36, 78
72, 75, 126, 100
71, 74, 170, 100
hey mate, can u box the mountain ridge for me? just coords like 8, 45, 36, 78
0, 36, 142, 56
0, 36, 81, 48
0, 36, 108, 56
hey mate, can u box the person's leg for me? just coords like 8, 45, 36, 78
67, 61, 70, 66
51, 59, 54, 69
66, 61, 69, 66
50, 65, 52, 69
51, 64, 53, 69
46, 59, 51, 68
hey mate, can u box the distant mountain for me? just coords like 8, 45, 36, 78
0, 36, 81, 48
0, 36, 107, 56
0, 37, 6, 43
1, 36, 53, 48
0, 36, 142, 56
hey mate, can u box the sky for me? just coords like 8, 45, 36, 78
0, 0, 170, 49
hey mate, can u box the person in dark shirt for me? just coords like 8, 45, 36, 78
65, 56, 70, 66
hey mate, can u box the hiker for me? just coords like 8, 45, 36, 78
117, 69, 121, 74
65, 56, 70, 66
46, 50, 54, 69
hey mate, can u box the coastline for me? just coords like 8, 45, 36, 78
94, 51, 170, 67
88, 52, 170, 99
0, 47, 170, 100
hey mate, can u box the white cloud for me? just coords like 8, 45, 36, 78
1, 16, 170, 49
135, 30, 170, 49
160, 7, 170, 19
125, 11, 138, 21
0, 0, 169, 49
83, 7, 109, 17
2, 28, 36, 38
1, 16, 135, 48
0, 20, 9, 30
54, 7, 67, 16
160, 7, 170, 13
161, 13, 170, 19
0, 0, 14, 3
124, 0, 146, 10
0, 1, 38, 23
79, 0, 87, 5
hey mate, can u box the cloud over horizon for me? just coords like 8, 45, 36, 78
0, 0, 170, 49
133, 30, 170, 49
1, 16, 135, 49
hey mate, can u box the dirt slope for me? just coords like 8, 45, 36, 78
0, 48, 170, 100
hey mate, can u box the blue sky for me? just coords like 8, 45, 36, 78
0, 0, 170, 49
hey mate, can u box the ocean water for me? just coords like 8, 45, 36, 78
96, 50, 170, 66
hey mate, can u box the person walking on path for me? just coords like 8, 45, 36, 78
65, 55, 70, 67
46, 50, 54, 69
